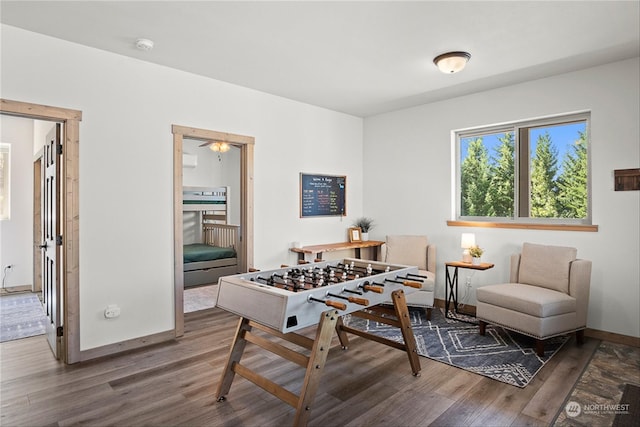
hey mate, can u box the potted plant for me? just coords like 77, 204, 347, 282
469, 245, 484, 265
353, 217, 374, 241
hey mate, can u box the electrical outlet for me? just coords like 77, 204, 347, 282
104, 304, 121, 319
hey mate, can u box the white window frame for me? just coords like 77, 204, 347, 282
453, 111, 592, 225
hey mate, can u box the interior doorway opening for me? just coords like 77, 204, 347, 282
0, 98, 82, 364
171, 125, 254, 336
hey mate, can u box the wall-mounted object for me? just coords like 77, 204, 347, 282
614, 168, 640, 191
299, 173, 346, 217
182, 153, 197, 168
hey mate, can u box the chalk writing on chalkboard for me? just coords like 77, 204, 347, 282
300, 173, 347, 217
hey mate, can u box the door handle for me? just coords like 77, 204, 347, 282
39, 243, 48, 249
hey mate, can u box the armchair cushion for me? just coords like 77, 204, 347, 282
384, 235, 428, 270
519, 243, 577, 294
476, 283, 576, 318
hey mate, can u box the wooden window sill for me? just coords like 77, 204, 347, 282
447, 220, 598, 232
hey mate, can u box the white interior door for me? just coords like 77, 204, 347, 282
41, 123, 62, 358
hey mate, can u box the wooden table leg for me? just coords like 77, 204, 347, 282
335, 316, 350, 349
391, 289, 422, 377
216, 317, 251, 400
216, 311, 338, 427
293, 310, 339, 427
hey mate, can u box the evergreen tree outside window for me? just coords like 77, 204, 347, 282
456, 113, 590, 224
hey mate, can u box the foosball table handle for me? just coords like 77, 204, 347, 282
324, 300, 347, 311
402, 281, 422, 289
347, 296, 370, 306
363, 285, 384, 294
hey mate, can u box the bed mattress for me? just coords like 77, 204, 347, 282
184, 244, 236, 263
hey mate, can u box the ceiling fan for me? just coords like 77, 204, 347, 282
199, 140, 231, 152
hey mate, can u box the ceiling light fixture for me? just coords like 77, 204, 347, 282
198, 140, 231, 162
433, 51, 471, 74
209, 142, 230, 153
135, 38, 154, 51
198, 140, 231, 152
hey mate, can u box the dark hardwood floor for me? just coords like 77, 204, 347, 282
1, 307, 601, 426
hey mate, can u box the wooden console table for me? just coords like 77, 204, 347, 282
291, 240, 384, 262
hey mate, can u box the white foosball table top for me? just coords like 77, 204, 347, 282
214, 258, 423, 333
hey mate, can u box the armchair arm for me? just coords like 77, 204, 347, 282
427, 245, 436, 274
569, 259, 592, 328
509, 254, 521, 283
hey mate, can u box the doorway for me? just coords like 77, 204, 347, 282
0, 98, 82, 363
171, 125, 254, 336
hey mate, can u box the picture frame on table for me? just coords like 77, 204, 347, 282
348, 227, 362, 243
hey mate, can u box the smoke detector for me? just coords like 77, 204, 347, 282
135, 38, 154, 51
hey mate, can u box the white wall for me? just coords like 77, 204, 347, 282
0, 115, 34, 288
363, 57, 640, 338
1, 25, 364, 350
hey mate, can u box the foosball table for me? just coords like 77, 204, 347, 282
214, 258, 427, 427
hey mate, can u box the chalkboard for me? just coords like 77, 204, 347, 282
300, 173, 346, 217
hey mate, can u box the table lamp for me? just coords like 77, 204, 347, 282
461, 233, 475, 263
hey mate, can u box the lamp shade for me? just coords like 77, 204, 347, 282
434, 51, 471, 74
461, 233, 476, 249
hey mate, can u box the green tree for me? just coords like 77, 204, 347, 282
557, 131, 588, 218
486, 132, 515, 217
461, 137, 491, 216
530, 132, 559, 217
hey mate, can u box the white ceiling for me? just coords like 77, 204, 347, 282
1, 1, 639, 117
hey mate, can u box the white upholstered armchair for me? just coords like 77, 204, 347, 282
476, 243, 591, 356
380, 235, 436, 320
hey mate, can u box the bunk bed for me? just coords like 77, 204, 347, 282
183, 186, 240, 288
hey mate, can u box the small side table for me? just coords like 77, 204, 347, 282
445, 261, 495, 321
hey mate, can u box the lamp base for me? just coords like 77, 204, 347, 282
462, 250, 472, 264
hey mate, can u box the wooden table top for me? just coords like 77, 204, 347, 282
290, 240, 385, 254
445, 261, 495, 270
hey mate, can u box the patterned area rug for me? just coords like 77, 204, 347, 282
0, 292, 48, 342
344, 307, 568, 388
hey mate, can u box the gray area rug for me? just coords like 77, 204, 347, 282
0, 292, 48, 342
344, 307, 568, 387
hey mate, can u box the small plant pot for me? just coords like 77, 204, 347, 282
361, 232, 369, 241
471, 257, 481, 265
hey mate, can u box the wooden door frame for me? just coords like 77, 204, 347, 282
33, 151, 43, 294
172, 125, 254, 336
1, 98, 82, 364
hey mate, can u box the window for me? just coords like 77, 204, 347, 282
0, 143, 9, 220
456, 112, 590, 224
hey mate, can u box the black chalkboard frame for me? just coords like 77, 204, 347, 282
299, 173, 347, 218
